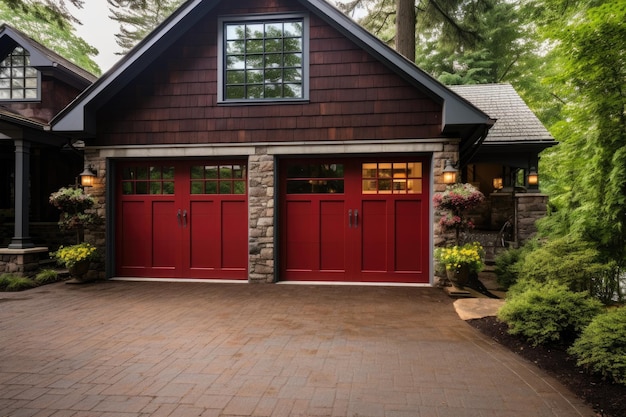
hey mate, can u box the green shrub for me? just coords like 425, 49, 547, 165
35, 269, 60, 285
569, 307, 626, 385
497, 281, 603, 346
516, 236, 615, 298
0, 273, 36, 291
494, 247, 523, 289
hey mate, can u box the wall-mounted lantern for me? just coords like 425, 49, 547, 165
492, 177, 503, 190
527, 167, 538, 186
79, 165, 97, 187
442, 159, 458, 184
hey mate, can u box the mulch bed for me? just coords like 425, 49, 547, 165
467, 316, 625, 417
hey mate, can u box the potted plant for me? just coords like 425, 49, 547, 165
433, 183, 484, 245
435, 242, 485, 288
49, 187, 101, 244
52, 242, 99, 280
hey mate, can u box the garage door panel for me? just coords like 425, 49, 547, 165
116, 160, 248, 279
118, 200, 149, 269
189, 201, 218, 269
221, 200, 247, 270
281, 158, 429, 283
320, 200, 346, 271
152, 201, 179, 269
394, 200, 423, 272
285, 200, 315, 271
360, 200, 388, 272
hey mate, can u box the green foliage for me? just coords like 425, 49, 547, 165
0, 2, 101, 74
516, 237, 608, 294
0, 273, 37, 291
108, 0, 183, 54
493, 247, 524, 289
530, 0, 626, 265
569, 307, 626, 385
497, 281, 603, 346
34, 269, 59, 285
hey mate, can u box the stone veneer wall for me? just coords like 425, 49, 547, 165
247, 147, 276, 283
432, 142, 460, 248
82, 149, 107, 281
515, 193, 548, 243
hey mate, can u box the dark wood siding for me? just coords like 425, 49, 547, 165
94, 0, 442, 146
4, 75, 83, 123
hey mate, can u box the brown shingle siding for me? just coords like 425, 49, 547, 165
95, 0, 442, 146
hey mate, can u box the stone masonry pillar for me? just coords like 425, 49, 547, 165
248, 147, 275, 283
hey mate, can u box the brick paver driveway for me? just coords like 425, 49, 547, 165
0, 281, 594, 416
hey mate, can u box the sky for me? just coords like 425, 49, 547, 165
70, 2, 121, 72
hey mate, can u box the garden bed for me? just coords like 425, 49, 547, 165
468, 316, 625, 417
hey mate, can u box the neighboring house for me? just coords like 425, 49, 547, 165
1, 0, 554, 284
450, 84, 557, 246
0, 24, 96, 274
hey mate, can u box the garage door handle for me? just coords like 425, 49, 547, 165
182, 210, 188, 228
348, 209, 352, 228
177, 209, 182, 227
354, 209, 358, 227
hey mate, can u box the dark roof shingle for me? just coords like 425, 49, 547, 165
449, 83, 555, 144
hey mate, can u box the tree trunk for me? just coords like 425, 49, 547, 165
395, 0, 416, 61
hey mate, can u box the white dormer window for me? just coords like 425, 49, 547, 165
218, 14, 309, 103
0, 46, 39, 100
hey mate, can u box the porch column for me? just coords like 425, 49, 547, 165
8, 139, 34, 249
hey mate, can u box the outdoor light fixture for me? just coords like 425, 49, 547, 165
79, 165, 97, 187
527, 167, 538, 186
492, 177, 503, 190
442, 159, 458, 184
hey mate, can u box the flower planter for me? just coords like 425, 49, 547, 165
68, 260, 90, 280
446, 264, 470, 288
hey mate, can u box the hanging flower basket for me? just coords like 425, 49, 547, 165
49, 187, 96, 213
433, 183, 485, 213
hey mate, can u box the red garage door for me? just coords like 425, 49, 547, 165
280, 158, 429, 283
115, 161, 247, 279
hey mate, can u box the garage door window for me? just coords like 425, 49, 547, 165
286, 163, 344, 194
121, 166, 175, 195
362, 162, 422, 194
190, 164, 247, 194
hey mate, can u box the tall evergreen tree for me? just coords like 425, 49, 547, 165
534, 0, 626, 263
107, 0, 182, 54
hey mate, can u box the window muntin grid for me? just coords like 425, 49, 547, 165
362, 162, 423, 194
121, 166, 175, 195
223, 18, 304, 101
190, 164, 247, 195
0, 46, 39, 100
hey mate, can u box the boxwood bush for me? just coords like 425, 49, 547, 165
569, 307, 626, 385
497, 281, 603, 346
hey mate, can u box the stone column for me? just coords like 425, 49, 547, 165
9, 139, 34, 249
247, 147, 275, 283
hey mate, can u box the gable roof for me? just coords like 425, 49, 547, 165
0, 24, 97, 89
449, 84, 556, 146
50, 0, 494, 141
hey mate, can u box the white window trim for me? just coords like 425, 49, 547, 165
217, 12, 310, 104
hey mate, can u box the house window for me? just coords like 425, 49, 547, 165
219, 14, 308, 102
0, 46, 39, 100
